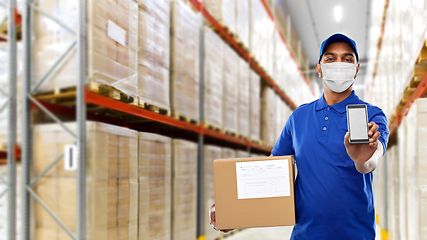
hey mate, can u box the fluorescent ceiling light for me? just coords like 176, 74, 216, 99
334, 5, 342, 22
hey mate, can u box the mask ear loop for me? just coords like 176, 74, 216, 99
354, 64, 359, 79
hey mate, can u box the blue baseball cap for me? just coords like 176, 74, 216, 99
318, 33, 358, 63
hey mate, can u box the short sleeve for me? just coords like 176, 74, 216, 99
369, 107, 389, 154
271, 114, 295, 156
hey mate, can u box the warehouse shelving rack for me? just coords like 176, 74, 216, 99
188, 0, 315, 111
20, 0, 88, 239
368, 0, 427, 138
17, 1, 276, 240
0, 0, 20, 239
388, 71, 427, 137
14, 0, 315, 240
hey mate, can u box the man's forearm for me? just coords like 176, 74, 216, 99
354, 141, 383, 174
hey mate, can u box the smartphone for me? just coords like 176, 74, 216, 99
346, 104, 369, 144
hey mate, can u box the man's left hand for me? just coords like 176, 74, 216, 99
344, 121, 381, 164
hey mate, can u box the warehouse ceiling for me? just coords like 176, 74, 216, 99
278, 0, 371, 99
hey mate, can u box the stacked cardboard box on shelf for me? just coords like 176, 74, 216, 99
367, 0, 427, 118
274, 31, 287, 92
391, 145, 399, 239
237, 58, 249, 138
0, 164, 21, 240
397, 116, 408, 239
222, 44, 239, 134
373, 143, 386, 232
203, 0, 236, 34
33, 122, 138, 240
384, 145, 399, 239
236, 0, 249, 48
249, 69, 260, 142
203, 145, 222, 240
171, 139, 198, 240
33, 0, 139, 97
236, 150, 250, 158
261, 85, 276, 147
138, 132, 172, 240
221, 147, 236, 159
402, 98, 427, 239
170, 0, 200, 122
275, 95, 292, 141
249, 0, 274, 77
138, 0, 171, 110
203, 26, 224, 129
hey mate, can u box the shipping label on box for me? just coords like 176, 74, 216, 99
214, 155, 295, 230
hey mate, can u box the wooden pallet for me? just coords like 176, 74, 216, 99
138, 100, 171, 117
236, 134, 248, 141
203, 122, 221, 132
418, 43, 427, 64
33, 83, 138, 106
88, 82, 138, 105
171, 111, 199, 125
222, 130, 237, 137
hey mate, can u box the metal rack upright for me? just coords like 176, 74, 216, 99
6, 0, 18, 239
21, 0, 87, 239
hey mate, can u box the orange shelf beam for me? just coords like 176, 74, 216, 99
0, 144, 21, 162
389, 72, 427, 137
32, 87, 272, 154
188, 0, 298, 110
85, 88, 272, 152
85, 87, 202, 134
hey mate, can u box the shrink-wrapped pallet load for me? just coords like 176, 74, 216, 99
203, 26, 224, 129
172, 139, 198, 240
261, 86, 276, 146
203, 145, 222, 240
274, 31, 287, 91
138, 0, 171, 110
373, 144, 386, 231
386, 145, 399, 239
397, 113, 408, 238
222, 45, 239, 134
236, 0, 249, 48
33, 122, 138, 240
237, 58, 249, 138
0, 164, 21, 240
170, 0, 200, 122
402, 98, 427, 239
236, 150, 250, 158
249, 0, 274, 76
249, 69, 260, 142
275, 95, 292, 142
221, 147, 236, 159
204, 0, 236, 34
32, 0, 139, 97
138, 132, 172, 240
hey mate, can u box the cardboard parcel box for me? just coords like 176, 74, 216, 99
214, 156, 295, 229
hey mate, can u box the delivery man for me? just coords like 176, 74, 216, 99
209, 33, 389, 239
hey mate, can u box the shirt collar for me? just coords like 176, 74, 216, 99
315, 91, 360, 114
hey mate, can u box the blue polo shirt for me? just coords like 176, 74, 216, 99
272, 91, 389, 240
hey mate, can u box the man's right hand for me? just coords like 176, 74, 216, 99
209, 203, 234, 233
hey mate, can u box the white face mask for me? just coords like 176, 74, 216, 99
321, 62, 357, 93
